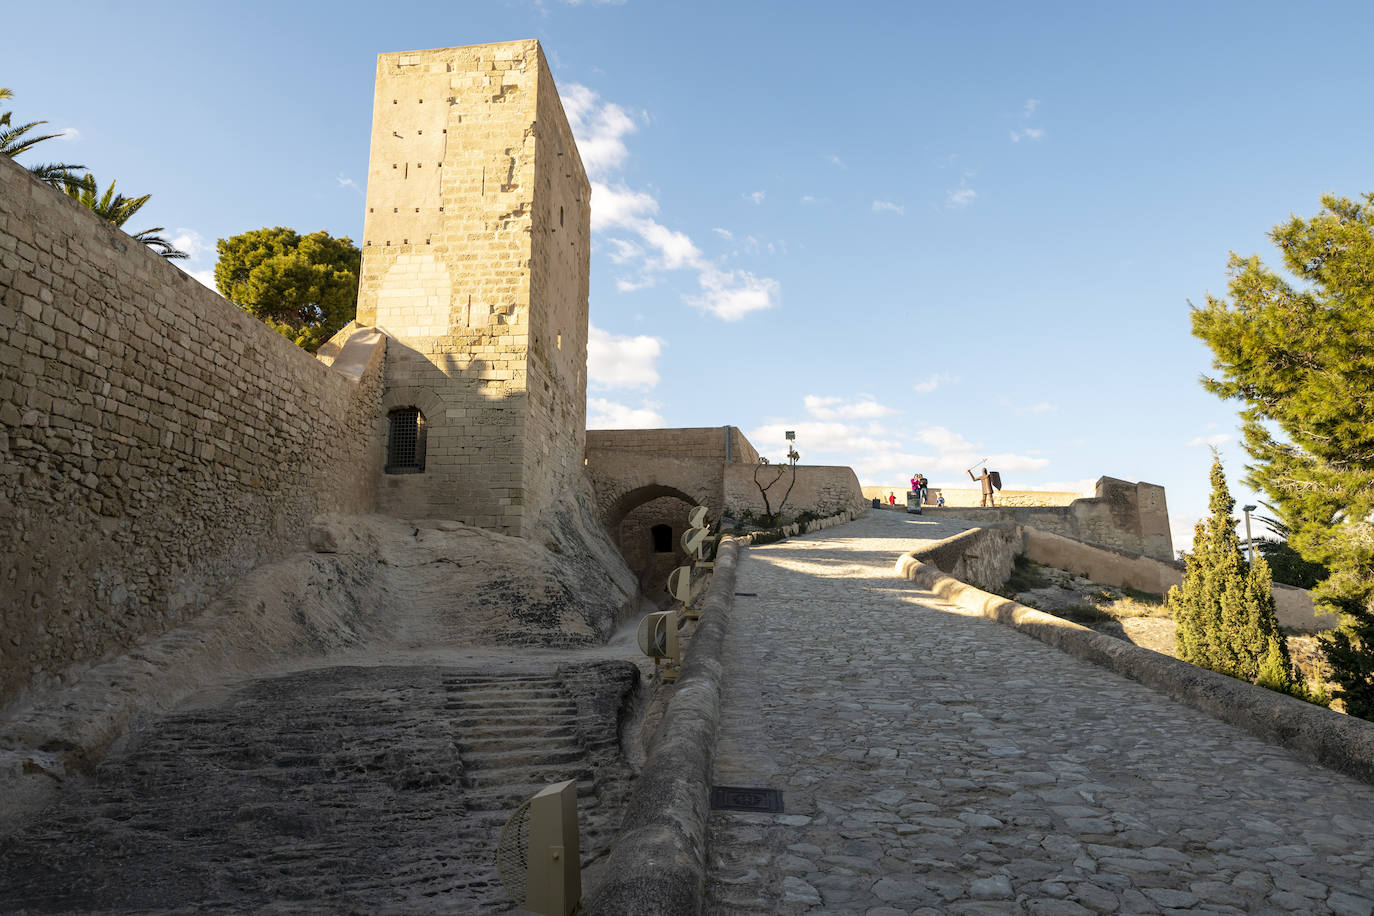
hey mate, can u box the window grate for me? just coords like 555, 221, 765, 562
386, 407, 426, 474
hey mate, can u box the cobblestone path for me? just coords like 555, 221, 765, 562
706, 510, 1374, 915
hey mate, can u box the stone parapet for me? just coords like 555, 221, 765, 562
894, 545, 1374, 788
0, 156, 385, 708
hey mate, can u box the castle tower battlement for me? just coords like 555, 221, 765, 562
358, 40, 590, 536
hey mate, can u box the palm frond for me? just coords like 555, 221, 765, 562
132, 228, 189, 260
27, 162, 86, 190
0, 119, 65, 158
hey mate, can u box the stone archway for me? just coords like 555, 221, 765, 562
610, 484, 701, 603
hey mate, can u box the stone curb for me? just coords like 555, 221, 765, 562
585, 537, 740, 916
894, 549, 1374, 788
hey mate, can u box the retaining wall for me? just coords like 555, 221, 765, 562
927, 476, 1173, 562
723, 463, 867, 521
1021, 527, 1337, 633
0, 157, 385, 708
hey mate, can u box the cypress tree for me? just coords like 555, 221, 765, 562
1191, 192, 1374, 717
1169, 458, 1292, 691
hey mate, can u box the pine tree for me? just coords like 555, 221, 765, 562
1169, 458, 1292, 691
1191, 192, 1374, 718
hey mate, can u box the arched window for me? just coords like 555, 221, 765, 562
651, 524, 673, 553
385, 407, 427, 474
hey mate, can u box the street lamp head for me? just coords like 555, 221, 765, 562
1242, 504, 1257, 513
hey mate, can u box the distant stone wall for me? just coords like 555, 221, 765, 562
587, 426, 756, 463
0, 157, 385, 708
860, 486, 1085, 508
723, 464, 866, 520
1022, 528, 1337, 633
927, 477, 1174, 562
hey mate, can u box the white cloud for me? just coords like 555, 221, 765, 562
615, 276, 656, 293
826, 154, 846, 169
800, 195, 817, 204
1025, 401, 1057, 415
604, 238, 643, 263
1010, 128, 1045, 143
712, 227, 733, 240
335, 174, 363, 195
54, 127, 80, 142
749, 405, 1049, 488
1187, 433, 1232, 447
803, 395, 897, 420
170, 228, 212, 261
1023, 98, 1040, 117
184, 268, 217, 290
872, 200, 905, 215
562, 84, 637, 178
947, 188, 978, 208
568, 86, 780, 321
591, 181, 658, 231
691, 265, 779, 321
913, 373, 955, 393
745, 190, 766, 205
587, 325, 662, 389
587, 397, 665, 429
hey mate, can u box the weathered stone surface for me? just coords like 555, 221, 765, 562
0, 155, 386, 710
0, 661, 639, 913
705, 510, 1374, 914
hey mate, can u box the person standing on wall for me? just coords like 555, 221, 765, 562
969, 466, 996, 507
919, 474, 929, 506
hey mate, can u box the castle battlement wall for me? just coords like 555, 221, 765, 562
0, 157, 384, 707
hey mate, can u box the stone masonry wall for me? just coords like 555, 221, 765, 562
722, 464, 866, 520
587, 426, 756, 463
929, 477, 1174, 562
523, 49, 591, 528
357, 41, 587, 537
0, 157, 384, 708
617, 495, 694, 599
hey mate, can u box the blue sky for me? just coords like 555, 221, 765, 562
6, 0, 1373, 555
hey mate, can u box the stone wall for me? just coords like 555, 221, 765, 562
902, 523, 1021, 593
861, 485, 1086, 508
617, 495, 694, 599
1022, 528, 1338, 633
587, 426, 757, 464
927, 477, 1174, 562
358, 40, 588, 536
0, 156, 385, 708
722, 464, 867, 520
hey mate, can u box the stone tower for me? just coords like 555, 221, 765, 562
356, 40, 590, 537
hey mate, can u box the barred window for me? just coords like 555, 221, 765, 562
651, 524, 674, 553
385, 407, 427, 474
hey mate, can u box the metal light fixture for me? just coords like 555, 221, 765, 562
1242, 504, 1257, 563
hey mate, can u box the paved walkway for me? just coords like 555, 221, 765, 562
706, 510, 1374, 915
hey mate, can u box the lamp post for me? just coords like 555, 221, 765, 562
1242, 504, 1257, 564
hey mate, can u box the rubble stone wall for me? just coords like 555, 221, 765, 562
0, 156, 384, 708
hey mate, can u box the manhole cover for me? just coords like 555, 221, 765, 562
711, 786, 783, 813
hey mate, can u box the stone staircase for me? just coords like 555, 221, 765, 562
0, 661, 639, 914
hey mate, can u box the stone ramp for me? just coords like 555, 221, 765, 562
706, 510, 1374, 914
0, 662, 637, 914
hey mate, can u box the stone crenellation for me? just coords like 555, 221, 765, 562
0, 155, 385, 708
358, 40, 589, 537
